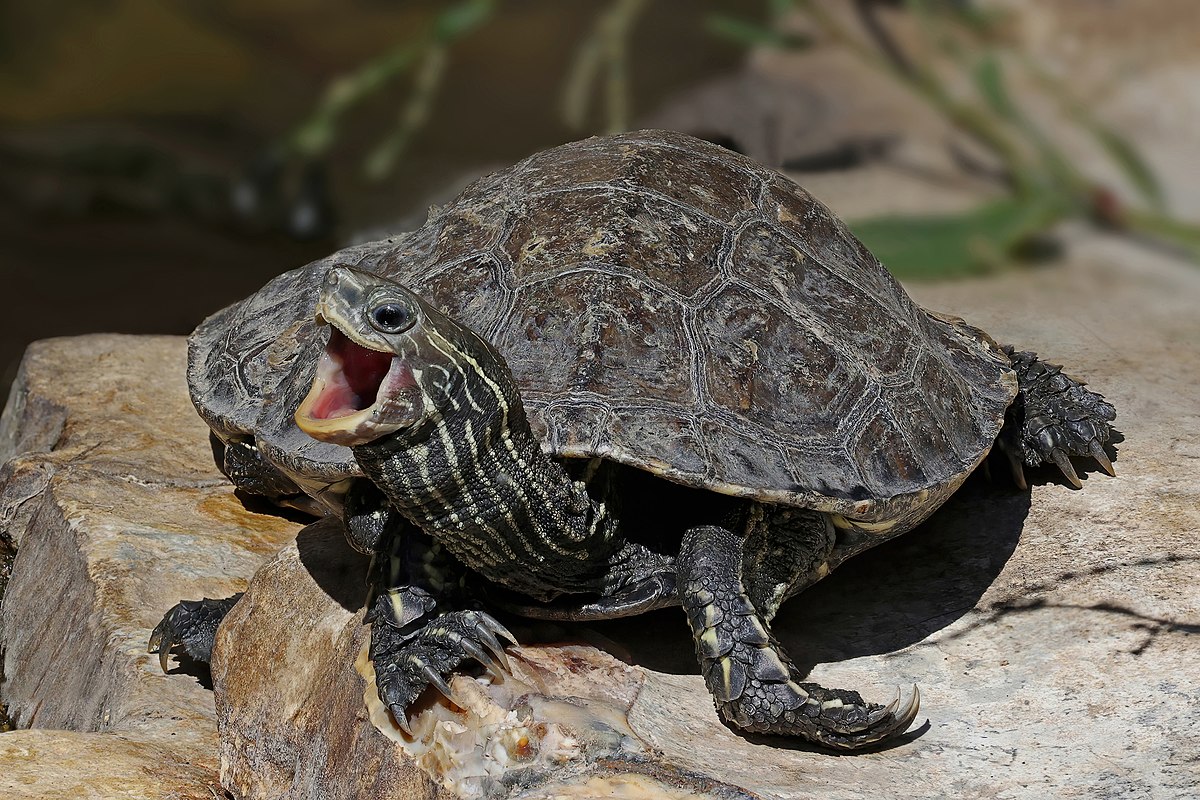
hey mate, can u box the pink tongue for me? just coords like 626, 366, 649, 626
309, 329, 393, 420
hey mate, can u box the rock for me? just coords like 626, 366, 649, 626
0, 729, 221, 800
3, 231, 1199, 798
644, 0, 1200, 220
213, 518, 743, 799
0, 335, 301, 796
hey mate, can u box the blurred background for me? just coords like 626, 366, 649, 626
2, 0, 1198, 401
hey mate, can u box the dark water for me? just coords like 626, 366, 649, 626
0, 0, 751, 402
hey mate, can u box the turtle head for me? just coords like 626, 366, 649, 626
295, 267, 500, 447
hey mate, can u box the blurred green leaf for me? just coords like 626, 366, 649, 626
704, 13, 810, 49
768, 0, 797, 18
1026, 63, 1166, 211
850, 194, 1069, 278
972, 55, 1015, 119
433, 0, 495, 42
1089, 126, 1164, 211
970, 53, 1084, 197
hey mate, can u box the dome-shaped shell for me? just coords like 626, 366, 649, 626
190, 130, 1016, 522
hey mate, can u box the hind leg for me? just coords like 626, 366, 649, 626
997, 347, 1117, 489
676, 508, 919, 751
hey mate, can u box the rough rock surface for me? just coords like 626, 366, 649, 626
0, 335, 301, 798
1, 231, 1198, 799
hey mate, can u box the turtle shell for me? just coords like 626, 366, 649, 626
189, 129, 1016, 523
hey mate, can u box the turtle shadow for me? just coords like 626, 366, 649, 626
774, 475, 1032, 674
294, 516, 371, 613
591, 473, 1033, 676
280, 469, 1040, 679
165, 652, 215, 691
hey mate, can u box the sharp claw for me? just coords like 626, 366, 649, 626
1005, 449, 1028, 490
1090, 440, 1116, 476
478, 612, 518, 646
158, 645, 171, 674
389, 705, 413, 736
474, 625, 512, 673
885, 686, 901, 716
871, 687, 901, 723
421, 665, 456, 703
460, 638, 504, 680
896, 684, 921, 729
149, 624, 172, 672
1051, 450, 1083, 489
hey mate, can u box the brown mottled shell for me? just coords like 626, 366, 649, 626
190, 130, 1016, 522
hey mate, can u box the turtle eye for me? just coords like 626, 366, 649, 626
369, 303, 415, 334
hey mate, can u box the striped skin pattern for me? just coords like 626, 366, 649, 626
351, 313, 628, 602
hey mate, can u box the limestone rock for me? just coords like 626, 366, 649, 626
0, 729, 221, 800
0, 335, 301, 796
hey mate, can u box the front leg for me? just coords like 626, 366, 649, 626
677, 516, 919, 751
366, 521, 515, 733
150, 480, 403, 672
149, 593, 243, 671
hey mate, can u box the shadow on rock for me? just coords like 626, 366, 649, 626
295, 517, 371, 613
166, 652, 215, 691
281, 470, 1037, 682
594, 473, 1032, 677
949, 552, 1200, 656
777, 475, 1031, 674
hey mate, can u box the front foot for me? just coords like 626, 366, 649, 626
148, 594, 242, 672
369, 593, 516, 734
1001, 347, 1117, 489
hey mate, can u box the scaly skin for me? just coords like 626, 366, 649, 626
152, 264, 1115, 754
677, 522, 919, 750
149, 594, 242, 672
998, 347, 1117, 488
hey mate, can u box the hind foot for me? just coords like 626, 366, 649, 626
999, 347, 1117, 489
678, 524, 920, 751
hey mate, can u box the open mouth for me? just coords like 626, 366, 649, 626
305, 327, 394, 421
295, 322, 416, 445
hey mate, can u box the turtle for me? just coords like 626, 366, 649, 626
150, 129, 1117, 751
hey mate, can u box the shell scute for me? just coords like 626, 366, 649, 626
499, 272, 696, 407
604, 407, 708, 477
501, 188, 726, 298
698, 417, 798, 497
697, 284, 845, 433
191, 130, 1017, 520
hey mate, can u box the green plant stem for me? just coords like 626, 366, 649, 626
562, 0, 649, 133
1124, 210, 1200, 262
288, 42, 423, 159
365, 44, 449, 180
798, 0, 1036, 196
284, 0, 493, 172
